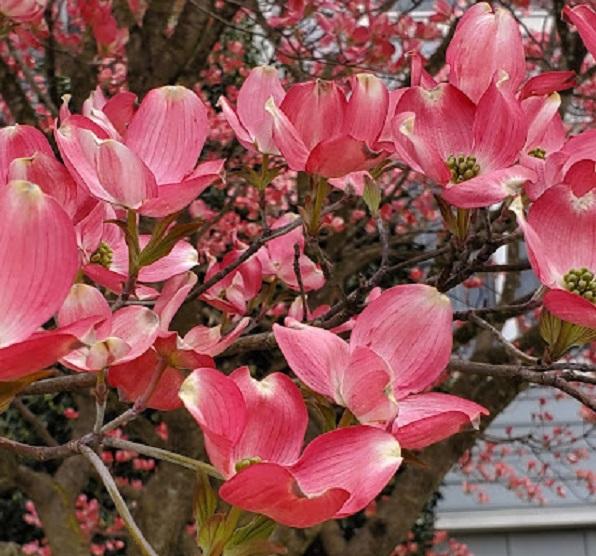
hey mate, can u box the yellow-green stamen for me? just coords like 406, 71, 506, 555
528, 147, 546, 159
446, 154, 480, 184
563, 268, 596, 302
90, 242, 113, 269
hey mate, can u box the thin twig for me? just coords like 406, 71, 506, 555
0, 435, 78, 461
187, 216, 304, 302
315, 236, 443, 327
187, 198, 345, 303
293, 242, 308, 321
80, 445, 159, 556
468, 314, 537, 364
454, 297, 542, 321
471, 261, 531, 273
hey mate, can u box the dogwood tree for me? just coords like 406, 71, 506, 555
0, 1, 594, 555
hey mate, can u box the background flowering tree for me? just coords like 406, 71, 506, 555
0, 1, 595, 556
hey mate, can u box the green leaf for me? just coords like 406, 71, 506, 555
198, 514, 228, 556
227, 515, 275, 547
148, 211, 183, 246
221, 506, 243, 543
362, 176, 381, 217
296, 171, 310, 205
225, 515, 285, 556
136, 212, 184, 267
539, 308, 561, 347
106, 214, 141, 272
241, 168, 261, 189
194, 470, 218, 530
198, 506, 245, 556
137, 219, 203, 268
540, 309, 596, 361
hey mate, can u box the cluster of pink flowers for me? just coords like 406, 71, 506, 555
22, 497, 125, 556
393, 530, 472, 556
0, 0, 595, 534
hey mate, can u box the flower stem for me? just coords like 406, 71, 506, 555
93, 369, 107, 434
103, 437, 223, 480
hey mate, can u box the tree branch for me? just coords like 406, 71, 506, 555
21, 373, 96, 396
80, 445, 159, 556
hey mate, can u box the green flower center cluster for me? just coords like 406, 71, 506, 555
235, 456, 262, 471
528, 147, 546, 159
563, 268, 596, 302
446, 155, 480, 183
90, 242, 113, 269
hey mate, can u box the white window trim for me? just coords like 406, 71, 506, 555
436, 506, 596, 533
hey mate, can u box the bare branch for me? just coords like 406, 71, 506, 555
449, 358, 596, 411
80, 445, 159, 556
468, 314, 537, 364
21, 373, 96, 396
0, 436, 79, 461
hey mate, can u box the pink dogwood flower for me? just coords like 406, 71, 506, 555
518, 71, 576, 100
56, 86, 222, 216
0, 125, 53, 185
57, 284, 160, 371
513, 178, 596, 330
219, 65, 285, 155
1, 123, 94, 220
0, 180, 84, 381
8, 153, 86, 220
542, 130, 596, 198
446, 2, 525, 103
563, 3, 596, 60
76, 203, 198, 295
392, 78, 535, 208
201, 241, 263, 315
257, 214, 324, 291
519, 92, 566, 200
109, 272, 249, 410
179, 366, 402, 527
265, 74, 389, 178
274, 284, 488, 448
